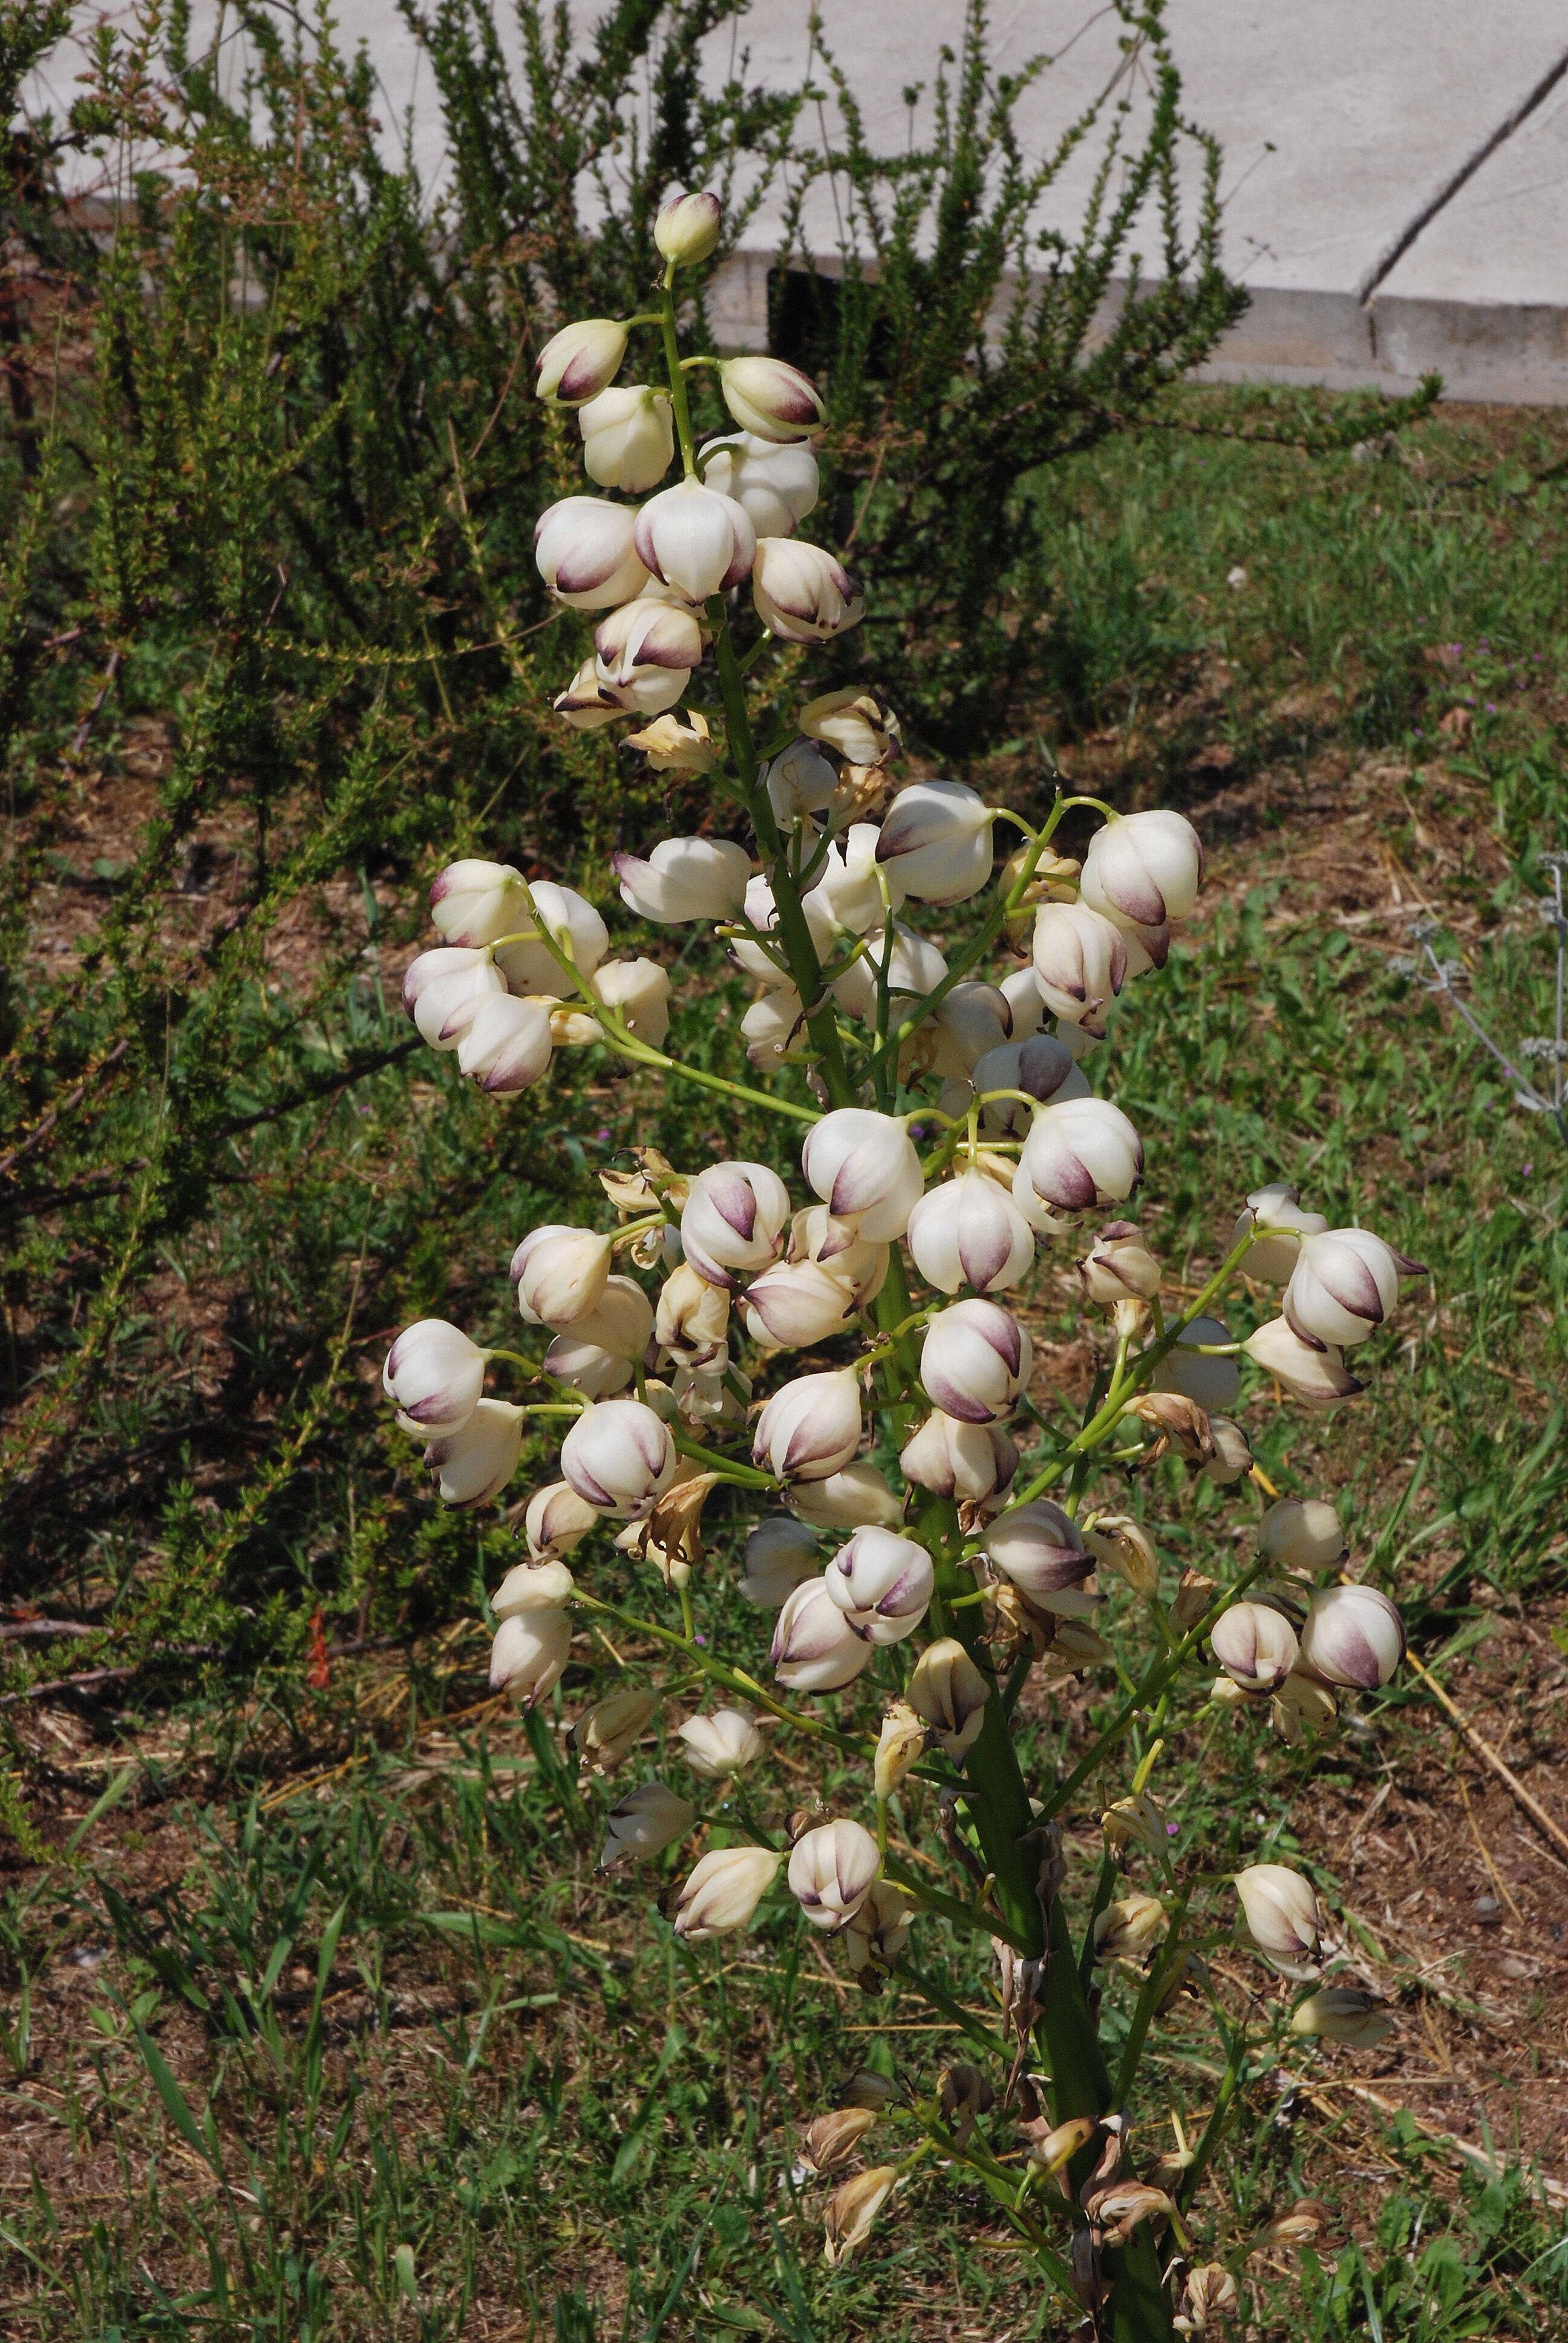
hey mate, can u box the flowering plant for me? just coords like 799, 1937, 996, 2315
386, 195, 1424, 2339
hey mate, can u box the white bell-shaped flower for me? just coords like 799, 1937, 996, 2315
824, 1529, 933, 1644
731, 869, 836, 986
1285, 1228, 1421, 1349
1153, 1315, 1241, 1414
677, 1708, 765, 1778
579, 385, 675, 494
1031, 901, 1128, 1037
456, 995, 554, 1096
613, 836, 751, 924
739, 1517, 820, 1607
1297, 1584, 1405, 1689
599, 1779, 695, 1870
429, 858, 532, 948
752, 539, 863, 643
655, 188, 721, 264
523, 1480, 599, 1559
699, 433, 818, 537
489, 1608, 572, 1705
899, 1412, 1018, 1504
786, 1462, 903, 1530
492, 1556, 575, 1616
401, 946, 506, 1052
802, 1108, 924, 1240
1021, 1096, 1143, 1211
907, 1637, 990, 1760
999, 966, 1046, 1041
740, 1258, 861, 1350
560, 1398, 676, 1516
593, 599, 702, 717
1210, 1601, 1299, 1693
383, 1319, 486, 1435
920, 1299, 1031, 1423
1258, 1497, 1347, 1571
832, 923, 947, 1023
906, 1170, 1036, 1294
1243, 1318, 1364, 1403
770, 1577, 875, 1690
760, 735, 839, 828
510, 1225, 614, 1328
681, 1160, 792, 1287
753, 1368, 862, 1483
422, 1398, 524, 1506
1234, 1864, 1321, 1968
1080, 809, 1203, 929
875, 780, 993, 906
741, 986, 806, 1067
590, 957, 671, 1047
633, 477, 756, 601
810, 821, 904, 934
486, 879, 608, 995
982, 1500, 1098, 1613
534, 494, 650, 608
801, 685, 900, 765
1230, 1184, 1330, 1284
788, 1818, 880, 1930
672, 1846, 783, 1939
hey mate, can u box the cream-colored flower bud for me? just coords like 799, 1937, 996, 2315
671, 1845, 783, 1940
787, 1462, 902, 1530
1270, 1673, 1339, 1743
1230, 1182, 1330, 1283
1083, 1513, 1160, 1599
1258, 1496, 1348, 1572
789, 1817, 880, 1932
1080, 808, 1203, 931
899, 1412, 1017, 1505
598, 1778, 694, 1870
655, 188, 721, 265
908, 1637, 991, 1760
1093, 1893, 1169, 1962
719, 355, 826, 442
1201, 1416, 1253, 1485
535, 316, 627, 404
753, 1368, 863, 1483
1244, 1317, 1364, 1403
1102, 1790, 1166, 1859
770, 1578, 875, 1692
1210, 1600, 1299, 1693
678, 1708, 764, 1778
492, 1557, 575, 1617
1234, 1863, 1320, 1967
511, 1224, 615, 1328
1079, 1221, 1161, 1308
1169, 1568, 1220, 1633
823, 2166, 898, 2267
874, 1702, 926, 1800
524, 1480, 599, 1560
571, 1688, 659, 1775
741, 985, 808, 1068
799, 2106, 878, 2172
1297, 1583, 1405, 1689
1289, 1985, 1391, 2047
739, 1516, 820, 1607
428, 857, 531, 947
489, 1608, 572, 1705
422, 1398, 523, 1506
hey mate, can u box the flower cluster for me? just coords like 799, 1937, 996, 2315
382, 193, 1426, 2333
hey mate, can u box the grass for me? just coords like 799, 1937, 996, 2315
3, 388, 1568, 2341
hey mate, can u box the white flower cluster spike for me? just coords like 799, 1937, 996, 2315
378, 189, 1428, 2313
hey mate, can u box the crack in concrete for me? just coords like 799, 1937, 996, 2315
1358, 41, 1568, 306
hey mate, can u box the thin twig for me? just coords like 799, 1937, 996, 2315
1405, 1649, 1568, 1864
